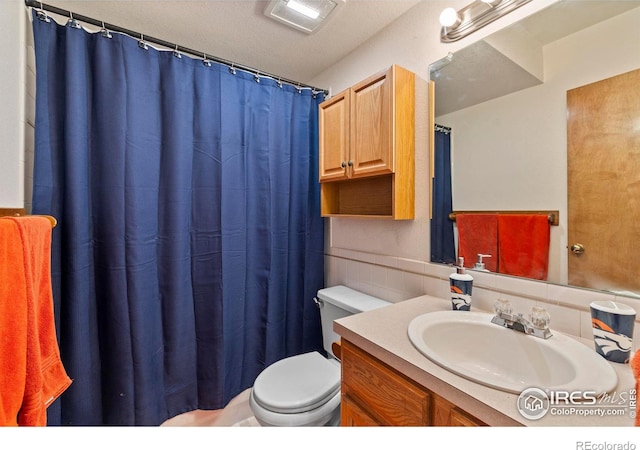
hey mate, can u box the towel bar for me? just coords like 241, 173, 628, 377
0, 208, 57, 228
448, 210, 559, 226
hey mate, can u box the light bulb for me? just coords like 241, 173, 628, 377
439, 7, 461, 28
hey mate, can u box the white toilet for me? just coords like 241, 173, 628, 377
249, 285, 391, 426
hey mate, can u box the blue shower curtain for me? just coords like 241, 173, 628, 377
31, 13, 324, 426
430, 126, 456, 264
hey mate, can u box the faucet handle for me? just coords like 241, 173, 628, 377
529, 306, 551, 329
493, 298, 512, 315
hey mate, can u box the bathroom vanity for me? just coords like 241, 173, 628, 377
334, 294, 635, 427
340, 338, 486, 426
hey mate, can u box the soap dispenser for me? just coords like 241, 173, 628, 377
474, 254, 492, 272
450, 257, 473, 311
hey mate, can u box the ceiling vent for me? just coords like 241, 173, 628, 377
264, 0, 344, 34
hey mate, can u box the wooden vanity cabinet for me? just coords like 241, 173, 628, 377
318, 65, 415, 219
340, 340, 486, 427
432, 396, 486, 427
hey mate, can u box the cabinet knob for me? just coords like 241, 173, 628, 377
341, 161, 346, 168
348, 160, 353, 167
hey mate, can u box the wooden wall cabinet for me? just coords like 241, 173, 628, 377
319, 65, 415, 219
340, 340, 486, 427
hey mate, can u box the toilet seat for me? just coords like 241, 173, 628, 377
250, 351, 341, 426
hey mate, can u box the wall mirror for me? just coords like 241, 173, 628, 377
429, 0, 640, 296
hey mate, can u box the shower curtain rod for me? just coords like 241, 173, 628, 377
24, 0, 329, 95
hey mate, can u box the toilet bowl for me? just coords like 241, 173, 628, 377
249, 351, 341, 426
249, 286, 391, 426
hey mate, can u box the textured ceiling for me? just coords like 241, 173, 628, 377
41, 0, 422, 85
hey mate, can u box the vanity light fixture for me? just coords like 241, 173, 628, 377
439, 8, 461, 29
439, 0, 532, 43
264, 0, 344, 34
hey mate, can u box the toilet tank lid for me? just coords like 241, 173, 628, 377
316, 285, 391, 314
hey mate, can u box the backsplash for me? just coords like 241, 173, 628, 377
324, 248, 640, 352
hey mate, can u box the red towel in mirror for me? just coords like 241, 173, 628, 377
497, 214, 550, 280
456, 214, 498, 272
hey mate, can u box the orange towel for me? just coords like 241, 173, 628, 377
0, 217, 71, 426
632, 351, 640, 426
0, 219, 29, 426
456, 214, 498, 272
497, 214, 550, 280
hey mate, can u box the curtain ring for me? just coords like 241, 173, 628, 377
229, 63, 236, 75
254, 71, 260, 83
276, 78, 283, 89
203, 53, 212, 67
36, 2, 50, 22
296, 84, 302, 94
67, 11, 81, 29
100, 21, 113, 39
138, 34, 148, 50
173, 44, 182, 59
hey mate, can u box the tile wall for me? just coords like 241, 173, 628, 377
325, 249, 640, 351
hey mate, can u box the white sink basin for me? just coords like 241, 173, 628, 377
407, 310, 618, 395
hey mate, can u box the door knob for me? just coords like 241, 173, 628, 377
570, 243, 585, 255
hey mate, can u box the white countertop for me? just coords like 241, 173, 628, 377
334, 294, 636, 427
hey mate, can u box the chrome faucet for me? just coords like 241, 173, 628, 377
490, 299, 552, 339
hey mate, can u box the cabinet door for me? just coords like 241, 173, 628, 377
341, 340, 430, 426
432, 395, 485, 426
450, 408, 485, 427
349, 68, 394, 178
341, 396, 381, 426
319, 91, 350, 181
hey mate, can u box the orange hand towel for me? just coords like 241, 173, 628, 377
631, 351, 640, 426
0, 217, 72, 426
497, 214, 550, 280
456, 214, 498, 272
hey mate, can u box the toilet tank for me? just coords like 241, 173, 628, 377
316, 285, 391, 359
